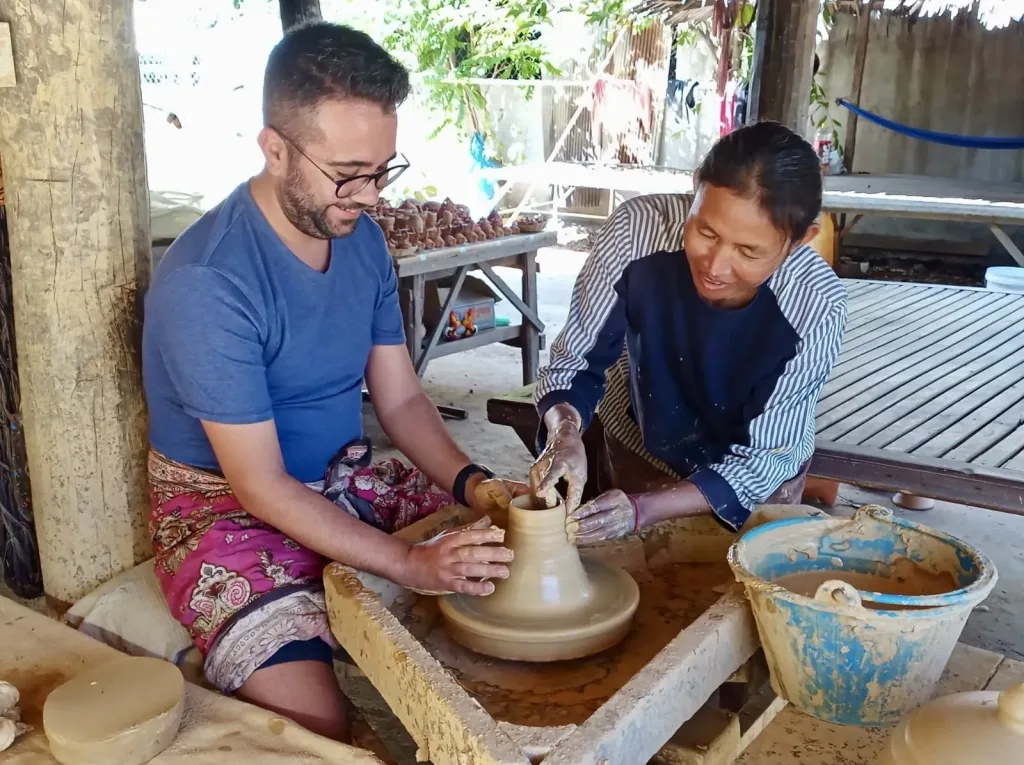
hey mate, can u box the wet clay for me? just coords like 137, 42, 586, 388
773, 559, 958, 600
42, 656, 185, 765
405, 560, 728, 727
880, 683, 1024, 765
438, 495, 641, 662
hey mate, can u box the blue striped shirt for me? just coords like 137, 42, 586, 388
535, 194, 848, 530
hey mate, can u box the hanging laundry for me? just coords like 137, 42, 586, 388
733, 81, 748, 128
719, 79, 737, 136
587, 76, 655, 155
667, 79, 701, 122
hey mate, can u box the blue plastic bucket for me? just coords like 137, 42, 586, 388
727, 505, 997, 726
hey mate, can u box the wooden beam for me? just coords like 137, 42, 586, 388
843, 3, 873, 172
279, 0, 322, 31
750, 0, 819, 136
0, 0, 152, 603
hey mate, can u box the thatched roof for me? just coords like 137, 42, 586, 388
635, 0, 1024, 29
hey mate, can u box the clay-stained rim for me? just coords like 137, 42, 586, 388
726, 505, 998, 615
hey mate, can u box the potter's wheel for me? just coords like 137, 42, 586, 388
439, 559, 639, 662
438, 495, 641, 662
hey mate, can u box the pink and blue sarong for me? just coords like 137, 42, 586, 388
148, 439, 453, 692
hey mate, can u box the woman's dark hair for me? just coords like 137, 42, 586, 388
263, 21, 411, 141
694, 121, 823, 243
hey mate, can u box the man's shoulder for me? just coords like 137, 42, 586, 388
768, 246, 848, 337
153, 184, 255, 285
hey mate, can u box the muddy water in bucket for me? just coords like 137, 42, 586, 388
728, 505, 997, 726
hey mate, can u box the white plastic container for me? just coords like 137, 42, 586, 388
985, 266, 1024, 294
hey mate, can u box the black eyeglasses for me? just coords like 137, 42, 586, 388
270, 126, 410, 199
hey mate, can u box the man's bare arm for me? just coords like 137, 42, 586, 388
364, 344, 476, 493
202, 419, 510, 593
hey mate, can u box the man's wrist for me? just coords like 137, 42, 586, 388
452, 462, 495, 507
383, 537, 417, 586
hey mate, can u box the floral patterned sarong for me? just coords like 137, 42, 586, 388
148, 439, 453, 692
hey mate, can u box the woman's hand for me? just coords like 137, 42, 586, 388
529, 404, 587, 513
400, 517, 513, 595
566, 489, 640, 545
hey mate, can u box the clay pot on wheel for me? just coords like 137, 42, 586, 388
438, 496, 640, 662
879, 683, 1024, 765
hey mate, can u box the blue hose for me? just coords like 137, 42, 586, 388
836, 98, 1024, 150
469, 132, 498, 198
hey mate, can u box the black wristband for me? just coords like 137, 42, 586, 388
452, 463, 495, 507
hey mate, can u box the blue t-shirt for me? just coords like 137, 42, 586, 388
142, 182, 406, 483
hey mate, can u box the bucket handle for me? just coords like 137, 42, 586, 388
853, 504, 895, 524
814, 580, 864, 609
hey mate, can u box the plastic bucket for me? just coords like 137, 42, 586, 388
985, 266, 1024, 294
727, 505, 997, 726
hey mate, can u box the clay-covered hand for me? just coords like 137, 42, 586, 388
470, 477, 531, 515
566, 489, 640, 545
529, 403, 587, 513
402, 516, 514, 596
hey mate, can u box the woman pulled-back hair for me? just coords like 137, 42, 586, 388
530, 121, 847, 542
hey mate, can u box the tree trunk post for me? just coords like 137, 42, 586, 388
749, 0, 819, 137
279, 0, 323, 31
843, 4, 873, 172
0, 0, 152, 604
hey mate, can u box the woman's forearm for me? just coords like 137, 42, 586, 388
634, 480, 712, 527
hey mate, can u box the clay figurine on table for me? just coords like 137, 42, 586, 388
530, 122, 848, 544
141, 22, 527, 746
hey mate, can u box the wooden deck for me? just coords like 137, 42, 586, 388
810, 279, 1024, 513
486, 279, 1024, 516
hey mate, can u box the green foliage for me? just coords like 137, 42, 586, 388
373, 0, 562, 141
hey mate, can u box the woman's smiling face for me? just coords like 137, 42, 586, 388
683, 182, 818, 309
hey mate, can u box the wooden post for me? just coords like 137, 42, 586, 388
749, 0, 819, 137
843, 3, 873, 172
279, 0, 322, 31
0, 0, 152, 604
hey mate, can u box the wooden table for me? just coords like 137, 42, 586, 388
824, 174, 1024, 266
482, 165, 1024, 264
486, 279, 1024, 516
395, 232, 556, 386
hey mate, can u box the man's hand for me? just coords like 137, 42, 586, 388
401, 520, 513, 595
530, 404, 587, 513
566, 489, 639, 545
469, 477, 531, 515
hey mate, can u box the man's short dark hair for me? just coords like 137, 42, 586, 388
263, 21, 411, 140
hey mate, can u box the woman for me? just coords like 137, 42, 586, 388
530, 121, 847, 544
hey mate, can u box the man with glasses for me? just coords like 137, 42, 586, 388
142, 22, 520, 741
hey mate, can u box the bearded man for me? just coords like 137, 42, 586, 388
142, 22, 518, 742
